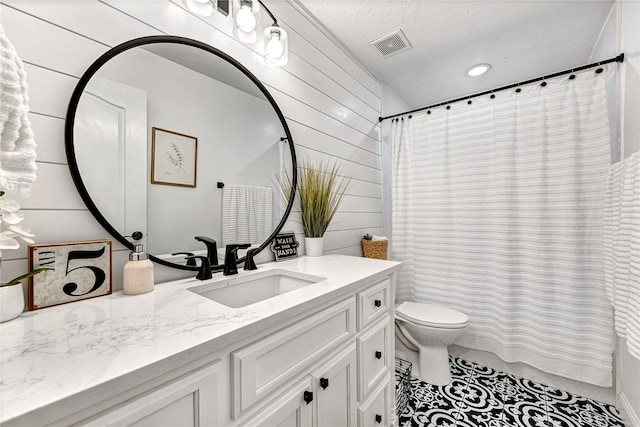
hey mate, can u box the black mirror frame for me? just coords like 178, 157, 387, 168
65, 35, 297, 272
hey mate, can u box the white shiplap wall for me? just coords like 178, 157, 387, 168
0, 0, 383, 288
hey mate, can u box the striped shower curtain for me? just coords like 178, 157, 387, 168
391, 69, 614, 386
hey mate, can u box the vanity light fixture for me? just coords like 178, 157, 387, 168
232, 0, 288, 66
183, 0, 217, 17
467, 63, 491, 77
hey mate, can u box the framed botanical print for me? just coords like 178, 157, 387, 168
28, 240, 112, 310
151, 127, 198, 188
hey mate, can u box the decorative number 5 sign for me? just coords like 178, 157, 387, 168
28, 240, 112, 310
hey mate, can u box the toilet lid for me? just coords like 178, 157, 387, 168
396, 302, 469, 328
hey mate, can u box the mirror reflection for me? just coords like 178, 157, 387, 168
71, 39, 294, 269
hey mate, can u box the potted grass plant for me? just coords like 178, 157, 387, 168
281, 159, 350, 256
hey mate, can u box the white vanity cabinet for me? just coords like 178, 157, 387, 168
0, 257, 401, 427
231, 276, 396, 427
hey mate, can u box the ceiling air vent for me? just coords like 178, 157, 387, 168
370, 29, 412, 58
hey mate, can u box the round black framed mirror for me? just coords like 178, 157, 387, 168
65, 35, 297, 272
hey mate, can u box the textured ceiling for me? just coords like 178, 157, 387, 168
293, 0, 614, 111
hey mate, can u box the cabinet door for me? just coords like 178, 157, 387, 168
240, 377, 313, 427
313, 344, 357, 427
81, 362, 221, 427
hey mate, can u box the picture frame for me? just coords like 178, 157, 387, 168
28, 240, 113, 310
151, 127, 198, 188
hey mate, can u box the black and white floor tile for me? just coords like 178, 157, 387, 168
398, 357, 626, 427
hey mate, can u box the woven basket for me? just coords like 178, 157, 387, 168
362, 240, 388, 260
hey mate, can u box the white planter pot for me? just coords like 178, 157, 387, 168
0, 282, 25, 323
305, 237, 324, 257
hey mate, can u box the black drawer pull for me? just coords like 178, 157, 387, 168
375, 351, 382, 359
320, 377, 329, 390
303, 391, 313, 404
376, 414, 382, 423
374, 299, 382, 307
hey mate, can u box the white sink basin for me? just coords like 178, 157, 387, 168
188, 269, 326, 308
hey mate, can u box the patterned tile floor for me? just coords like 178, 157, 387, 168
397, 357, 626, 427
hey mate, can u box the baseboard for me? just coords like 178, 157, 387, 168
619, 391, 640, 427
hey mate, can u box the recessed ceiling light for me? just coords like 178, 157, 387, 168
467, 63, 491, 77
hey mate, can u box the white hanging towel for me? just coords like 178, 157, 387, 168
603, 151, 640, 359
222, 184, 273, 245
0, 24, 37, 196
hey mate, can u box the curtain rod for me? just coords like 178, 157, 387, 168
378, 53, 625, 123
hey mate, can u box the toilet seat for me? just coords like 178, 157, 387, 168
396, 302, 469, 329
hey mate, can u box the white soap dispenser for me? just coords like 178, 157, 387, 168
123, 244, 154, 295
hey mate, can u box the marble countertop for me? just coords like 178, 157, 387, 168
0, 255, 401, 424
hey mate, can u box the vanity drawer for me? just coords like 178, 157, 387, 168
357, 374, 391, 427
357, 315, 391, 400
357, 279, 390, 331
232, 297, 356, 418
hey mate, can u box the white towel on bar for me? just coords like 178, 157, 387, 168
0, 24, 37, 196
603, 150, 640, 360
222, 184, 273, 246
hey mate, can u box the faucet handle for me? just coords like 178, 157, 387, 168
223, 244, 251, 276
244, 248, 260, 271
172, 251, 196, 266
186, 256, 212, 280
195, 236, 218, 266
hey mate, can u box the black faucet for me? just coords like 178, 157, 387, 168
244, 248, 260, 271
171, 251, 196, 266
195, 236, 218, 266
223, 244, 251, 276
186, 256, 212, 280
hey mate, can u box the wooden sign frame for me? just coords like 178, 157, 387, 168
28, 240, 112, 310
270, 232, 300, 261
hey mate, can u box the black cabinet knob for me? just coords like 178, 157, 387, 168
303, 391, 313, 405
374, 299, 382, 307
375, 351, 382, 359
376, 414, 382, 423
319, 377, 329, 390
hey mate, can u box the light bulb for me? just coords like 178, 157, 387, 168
236, 5, 256, 32
266, 31, 284, 59
183, 0, 214, 16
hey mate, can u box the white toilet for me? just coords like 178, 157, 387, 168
395, 302, 469, 386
